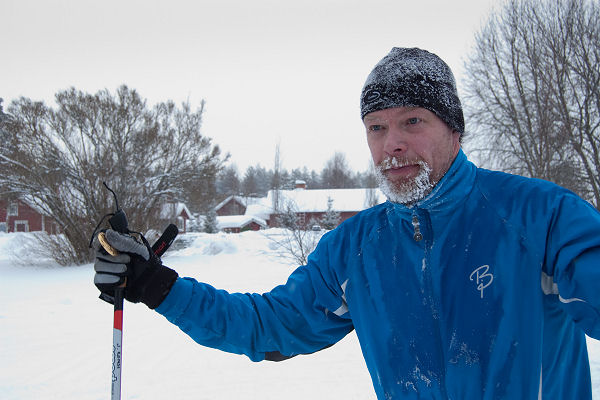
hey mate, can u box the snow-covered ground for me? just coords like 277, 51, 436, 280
1, 231, 600, 399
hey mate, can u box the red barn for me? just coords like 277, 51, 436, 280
217, 215, 267, 233
0, 199, 59, 234
215, 195, 264, 216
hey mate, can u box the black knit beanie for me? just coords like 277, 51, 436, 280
360, 47, 464, 134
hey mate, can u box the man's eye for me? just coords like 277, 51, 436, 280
369, 125, 384, 132
407, 117, 421, 125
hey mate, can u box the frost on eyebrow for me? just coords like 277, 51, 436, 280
363, 115, 382, 123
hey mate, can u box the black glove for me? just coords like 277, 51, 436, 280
94, 229, 178, 309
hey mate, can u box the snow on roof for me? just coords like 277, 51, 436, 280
251, 188, 385, 214
160, 202, 193, 219
16, 198, 50, 216
214, 195, 263, 211
217, 215, 267, 230
244, 201, 273, 220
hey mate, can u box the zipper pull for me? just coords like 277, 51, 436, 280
412, 214, 423, 242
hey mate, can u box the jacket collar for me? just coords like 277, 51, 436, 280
386, 149, 476, 215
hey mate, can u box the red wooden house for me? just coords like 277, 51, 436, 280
215, 195, 263, 216
217, 215, 267, 233
244, 185, 385, 229
160, 202, 193, 233
0, 199, 59, 234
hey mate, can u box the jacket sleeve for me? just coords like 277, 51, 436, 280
154, 231, 354, 362
543, 191, 600, 338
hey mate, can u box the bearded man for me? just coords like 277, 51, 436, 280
94, 48, 600, 399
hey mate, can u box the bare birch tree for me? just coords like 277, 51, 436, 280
320, 152, 355, 189
271, 141, 283, 216
463, 0, 600, 207
267, 200, 323, 266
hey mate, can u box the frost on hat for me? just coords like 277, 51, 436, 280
360, 47, 465, 134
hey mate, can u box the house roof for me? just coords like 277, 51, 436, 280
160, 202, 192, 219
217, 215, 267, 230
214, 195, 264, 211
244, 201, 273, 221
2, 197, 51, 217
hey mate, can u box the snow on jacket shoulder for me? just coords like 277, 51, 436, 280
156, 150, 600, 400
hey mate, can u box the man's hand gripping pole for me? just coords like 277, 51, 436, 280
91, 182, 178, 400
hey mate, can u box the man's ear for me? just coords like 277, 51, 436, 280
452, 130, 463, 148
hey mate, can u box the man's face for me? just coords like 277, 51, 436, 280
364, 107, 461, 204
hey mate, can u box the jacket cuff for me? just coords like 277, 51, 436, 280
141, 265, 179, 309
154, 277, 195, 318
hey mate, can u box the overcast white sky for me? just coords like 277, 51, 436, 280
1, 0, 505, 173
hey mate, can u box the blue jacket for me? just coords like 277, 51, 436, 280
156, 150, 600, 399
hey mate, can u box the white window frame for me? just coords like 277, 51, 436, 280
7, 202, 18, 216
14, 220, 29, 232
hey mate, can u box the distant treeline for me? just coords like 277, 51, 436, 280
216, 151, 377, 199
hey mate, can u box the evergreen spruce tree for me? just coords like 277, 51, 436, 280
320, 197, 341, 230
203, 207, 219, 233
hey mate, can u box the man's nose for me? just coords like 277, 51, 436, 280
384, 127, 408, 156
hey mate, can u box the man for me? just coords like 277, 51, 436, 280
94, 48, 600, 399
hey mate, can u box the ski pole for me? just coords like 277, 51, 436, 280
112, 286, 125, 400
98, 231, 126, 400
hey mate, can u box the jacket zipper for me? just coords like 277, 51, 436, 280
412, 213, 423, 242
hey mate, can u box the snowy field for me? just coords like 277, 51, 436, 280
1, 230, 600, 399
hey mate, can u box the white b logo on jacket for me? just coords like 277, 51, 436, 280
470, 265, 494, 299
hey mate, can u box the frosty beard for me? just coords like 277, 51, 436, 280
374, 157, 435, 205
